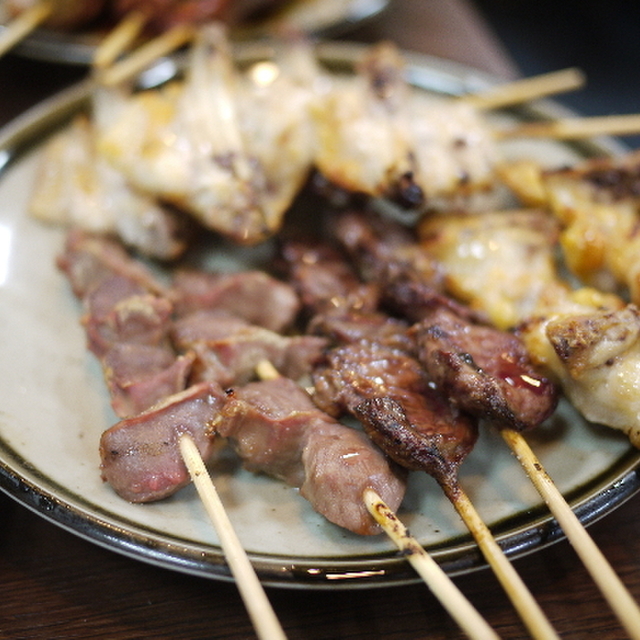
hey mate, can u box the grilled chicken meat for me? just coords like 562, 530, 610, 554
97, 24, 319, 244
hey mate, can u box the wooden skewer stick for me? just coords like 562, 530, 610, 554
92, 10, 149, 70
501, 428, 640, 640
179, 433, 288, 640
0, 0, 52, 58
256, 361, 531, 639
497, 113, 640, 140
363, 488, 501, 640
460, 67, 586, 110
97, 22, 195, 87
444, 482, 560, 640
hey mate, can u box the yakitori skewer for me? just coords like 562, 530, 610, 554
179, 433, 288, 640
360, 405, 560, 640
363, 488, 501, 640
502, 428, 640, 640
92, 9, 149, 69
498, 113, 640, 139
459, 67, 586, 110
0, 0, 52, 57
255, 360, 500, 640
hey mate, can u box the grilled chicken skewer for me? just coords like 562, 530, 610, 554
360, 203, 640, 637
97, 24, 318, 244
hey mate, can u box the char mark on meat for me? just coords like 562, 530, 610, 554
311, 340, 478, 484
215, 377, 407, 535
331, 210, 482, 323
413, 307, 558, 432
100, 382, 226, 502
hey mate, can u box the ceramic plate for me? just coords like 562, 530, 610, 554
1, 42, 639, 590
0, 0, 389, 65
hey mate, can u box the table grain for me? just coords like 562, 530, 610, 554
1, 2, 639, 638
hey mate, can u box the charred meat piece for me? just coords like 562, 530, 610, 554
170, 268, 301, 332
278, 239, 380, 316
413, 307, 558, 432
216, 377, 407, 535
278, 236, 413, 350
544, 304, 640, 447
307, 306, 414, 353
332, 210, 479, 323
312, 340, 478, 486
100, 382, 226, 502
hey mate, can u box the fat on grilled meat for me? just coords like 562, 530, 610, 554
96, 25, 319, 244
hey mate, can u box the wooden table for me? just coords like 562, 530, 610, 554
1, 2, 639, 638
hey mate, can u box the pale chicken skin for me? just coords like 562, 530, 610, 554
97, 24, 320, 244
542, 304, 640, 447
29, 115, 188, 260
312, 41, 500, 211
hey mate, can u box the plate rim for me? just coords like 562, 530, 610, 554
0, 41, 638, 590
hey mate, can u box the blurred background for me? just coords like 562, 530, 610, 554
473, 0, 640, 146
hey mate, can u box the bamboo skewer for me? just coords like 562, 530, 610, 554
441, 481, 560, 640
92, 10, 149, 70
460, 67, 586, 110
256, 361, 539, 640
97, 22, 195, 86
498, 113, 640, 139
363, 488, 501, 640
501, 428, 640, 640
179, 433, 288, 640
0, 0, 52, 58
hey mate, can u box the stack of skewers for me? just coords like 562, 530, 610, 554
9, 11, 640, 640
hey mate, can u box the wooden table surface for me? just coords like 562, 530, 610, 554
1, 1, 639, 638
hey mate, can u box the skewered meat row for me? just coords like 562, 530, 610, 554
280, 211, 557, 483
58, 227, 406, 534
312, 41, 500, 211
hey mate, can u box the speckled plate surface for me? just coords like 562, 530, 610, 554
0, 42, 639, 590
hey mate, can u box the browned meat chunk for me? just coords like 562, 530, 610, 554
413, 307, 558, 432
103, 344, 195, 417
57, 229, 166, 300
216, 377, 407, 535
311, 340, 478, 485
172, 309, 328, 386
279, 239, 380, 316
170, 268, 301, 332
100, 382, 226, 502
